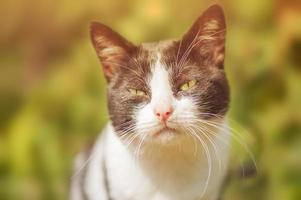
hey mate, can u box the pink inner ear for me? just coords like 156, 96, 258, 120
180, 4, 226, 67
102, 64, 114, 79
215, 53, 224, 64
213, 44, 225, 66
90, 22, 136, 81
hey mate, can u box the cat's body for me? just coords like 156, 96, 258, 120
71, 122, 230, 200
70, 5, 231, 200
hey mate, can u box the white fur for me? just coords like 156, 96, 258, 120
70, 55, 231, 200
135, 54, 177, 140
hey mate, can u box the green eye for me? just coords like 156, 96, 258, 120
179, 80, 197, 91
128, 88, 146, 96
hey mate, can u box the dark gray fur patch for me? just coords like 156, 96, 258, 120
106, 40, 229, 136
91, 4, 229, 136
107, 46, 153, 136
161, 41, 229, 118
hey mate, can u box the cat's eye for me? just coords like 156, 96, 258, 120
128, 88, 146, 96
179, 80, 197, 91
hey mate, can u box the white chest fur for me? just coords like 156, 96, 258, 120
78, 122, 231, 200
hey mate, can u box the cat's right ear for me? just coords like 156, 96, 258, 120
90, 22, 136, 81
180, 4, 226, 68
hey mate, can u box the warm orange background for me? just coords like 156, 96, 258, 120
0, 0, 301, 199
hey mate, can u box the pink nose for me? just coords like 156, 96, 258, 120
154, 105, 173, 122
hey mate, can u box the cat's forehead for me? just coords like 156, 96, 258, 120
141, 39, 176, 51
139, 40, 177, 61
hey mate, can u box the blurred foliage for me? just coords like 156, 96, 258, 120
0, 0, 301, 199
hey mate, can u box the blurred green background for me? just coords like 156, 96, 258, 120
0, 0, 301, 199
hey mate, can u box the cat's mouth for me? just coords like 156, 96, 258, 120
153, 126, 177, 137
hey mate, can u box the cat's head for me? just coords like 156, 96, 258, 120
91, 4, 229, 144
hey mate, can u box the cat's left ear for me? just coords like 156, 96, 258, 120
90, 22, 136, 81
181, 4, 226, 68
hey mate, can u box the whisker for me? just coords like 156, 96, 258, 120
134, 133, 148, 164
186, 117, 258, 172
186, 127, 212, 199
189, 123, 222, 175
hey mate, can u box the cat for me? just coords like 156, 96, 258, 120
70, 4, 231, 200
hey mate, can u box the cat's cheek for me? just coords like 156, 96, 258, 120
172, 97, 198, 121
135, 103, 159, 135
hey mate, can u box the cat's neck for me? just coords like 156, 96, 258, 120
134, 135, 207, 188
133, 134, 204, 169
104, 121, 230, 199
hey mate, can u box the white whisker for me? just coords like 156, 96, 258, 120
186, 126, 212, 199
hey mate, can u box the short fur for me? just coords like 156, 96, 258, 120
70, 4, 231, 200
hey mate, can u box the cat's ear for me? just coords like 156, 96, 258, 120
181, 4, 226, 68
90, 22, 136, 81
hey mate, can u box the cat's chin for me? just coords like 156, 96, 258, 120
148, 127, 181, 145
153, 127, 176, 137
